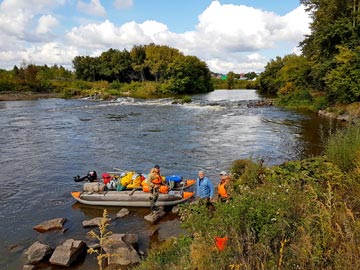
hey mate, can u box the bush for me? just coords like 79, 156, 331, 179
276, 89, 313, 108
133, 236, 192, 270
0, 80, 15, 92
325, 123, 360, 172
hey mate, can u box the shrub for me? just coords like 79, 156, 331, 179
325, 123, 360, 172
0, 80, 15, 92
181, 95, 192, 103
133, 236, 192, 270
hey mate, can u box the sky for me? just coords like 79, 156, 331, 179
0, 0, 312, 74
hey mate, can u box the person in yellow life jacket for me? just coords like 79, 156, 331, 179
218, 171, 231, 202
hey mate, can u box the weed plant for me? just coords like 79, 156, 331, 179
87, 209, 112, 270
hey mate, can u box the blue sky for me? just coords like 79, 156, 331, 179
0, 0, 311, 73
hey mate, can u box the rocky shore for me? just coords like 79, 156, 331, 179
22, 206, 173, 270
318, 109, 359, 123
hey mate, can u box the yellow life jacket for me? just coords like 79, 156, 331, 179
120, 171, 135, 187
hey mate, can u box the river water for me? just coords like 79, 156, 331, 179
0, 90, 339, 269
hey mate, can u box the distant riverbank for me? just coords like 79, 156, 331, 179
0, 92, 60, 101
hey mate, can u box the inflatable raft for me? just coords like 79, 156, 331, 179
71, 190, 194, 207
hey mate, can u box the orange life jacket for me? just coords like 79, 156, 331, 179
218, 181, 228, 198
151, 174, 163, 185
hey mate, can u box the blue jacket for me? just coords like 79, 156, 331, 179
196, 176, 214, 199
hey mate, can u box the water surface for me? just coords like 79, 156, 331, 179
0, 89, 339, 269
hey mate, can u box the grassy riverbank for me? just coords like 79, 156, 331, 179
133, 124, 360, 270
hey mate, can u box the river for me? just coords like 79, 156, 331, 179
0, 89, 341, 269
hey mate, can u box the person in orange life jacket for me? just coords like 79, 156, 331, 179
145, 165, 163, 187
145, 165, 163, 211
196, 170, 214, 204
218, 171, 230, 202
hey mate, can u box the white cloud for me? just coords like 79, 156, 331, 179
0, 0, 312, 73
114, 0, 133, 10
36, 15, 59, 35
77, 0, 107, 17
0, 43, 79, 69
64, 1, 311, 73
0, 0, 65, 40
66, 19, 168, 49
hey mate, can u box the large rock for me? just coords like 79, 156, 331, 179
144, 208, 165, 223
33, 218, 66, 233
116, 208, 130, 218
24, 241, 53, 263
49, 239, 86, 267
82, 217, 111, 228
109, 233, 138, 245
103, 234, 140, 266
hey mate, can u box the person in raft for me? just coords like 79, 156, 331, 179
196, 170, 214, 205
217, 171, 231, 202
145, 165, 167, 211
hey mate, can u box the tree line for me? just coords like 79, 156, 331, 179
72, 43, 213, 95
259, 0, 360, 107
0, 44, 214, 97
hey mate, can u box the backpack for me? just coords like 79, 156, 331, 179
166, 175, 183, 183
106, 179, 118, 190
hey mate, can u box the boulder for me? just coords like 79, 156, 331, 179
140, 225, 159, 238
24, 241, 53, 263
33, 218, 66, 233
144, 208, 165, 223
109, 233, 138, 245
116, 208, 130, 218
23, 264, 36, 270
103, 234, 140, 266
82, 217, 111, 228
49, 239, 86, 267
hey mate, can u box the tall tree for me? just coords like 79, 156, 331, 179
98, 48, 133, 82
145, 44, 182, 82
300, 0, 360, 90
259, 56, 284, 96
130, 45, 146, 81
165, 55, 213, 94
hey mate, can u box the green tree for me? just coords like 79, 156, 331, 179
259, 56, 284, 96
130, 45, 147, 81
325, 45, 360, 103
73, 56, 100, 81
279, 54, 311, 90
245, 72, 257, 80
98, 48, 133, 82
300, 0, 360, 91
165, 55, 213, 94
145, 44, 182, 82
226, 71, 235, 89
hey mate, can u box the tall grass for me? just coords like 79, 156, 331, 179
325, 123, 360, 172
